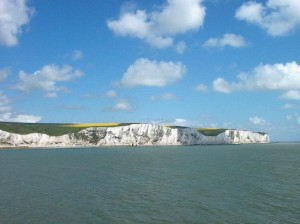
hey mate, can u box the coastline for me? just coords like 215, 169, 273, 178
0, 123, 270, 148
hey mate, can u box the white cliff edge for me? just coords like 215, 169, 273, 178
0, 124, 270, 148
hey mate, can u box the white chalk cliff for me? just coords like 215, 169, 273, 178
0, 124, 270, 148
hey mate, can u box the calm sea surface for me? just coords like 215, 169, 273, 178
0, 143, 300, 224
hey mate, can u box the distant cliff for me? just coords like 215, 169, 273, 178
0, 123, 270, 148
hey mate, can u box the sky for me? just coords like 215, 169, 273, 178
0, 0, 300, 141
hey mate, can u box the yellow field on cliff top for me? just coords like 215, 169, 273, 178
0, 122, 227, 136
63, 123, 121, 128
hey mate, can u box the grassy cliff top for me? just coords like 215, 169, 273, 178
196, 128, 227, 136
0, 122, 227, 136
0, 122, 136, 136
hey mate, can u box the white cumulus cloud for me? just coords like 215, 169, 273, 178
235, 0, 300, 36
175, 41, 187, 54
0, 92, 41, 123
0, 0, 34, 47
280, 90, 300, 100
213, 61, 300, 95
0, 91, 11, 113
249, 116, 266, 125
150, 93, 178, 101
213, 78, 232, 93
71, 50, 83, 61
283, 103, 293, 109
0, 68, 10, 81
286, 114, 300, 125
107, 0, 205, 48
120, 58, 186, 87
0, 112, 41, 123
174, 118, 188, 126
113, 98, 132, 111
195, 84, 208, 92
106, 90, 117, 98
203, 33, 248, 48
14, 64, 84, 97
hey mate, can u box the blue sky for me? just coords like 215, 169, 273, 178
0, 0, 300, 141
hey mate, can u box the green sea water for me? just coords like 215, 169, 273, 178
0, 143, 300, 223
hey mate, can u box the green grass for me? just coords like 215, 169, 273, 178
165, 125, 188, 129
0, 122, 82, 136
196, 128, 227, 136
0, 122, 229, 137
0, 122, 139, 136
256, 131, 267, 135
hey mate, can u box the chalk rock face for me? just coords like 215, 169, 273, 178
0, 124, 270, 148
75, 124, 179, 146
0, 131, 73, 148
223, 129, 270, 144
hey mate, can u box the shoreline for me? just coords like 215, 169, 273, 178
5, 142, 299, 151
0, 124, 271, 147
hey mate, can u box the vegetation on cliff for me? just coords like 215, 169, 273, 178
196, 128, 227, 136
0, 122, 133, 136
1, 122, 227, 137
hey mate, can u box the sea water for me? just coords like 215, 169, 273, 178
0, 143, 299, 223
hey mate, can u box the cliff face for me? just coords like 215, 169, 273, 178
0, 124, 270, 148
